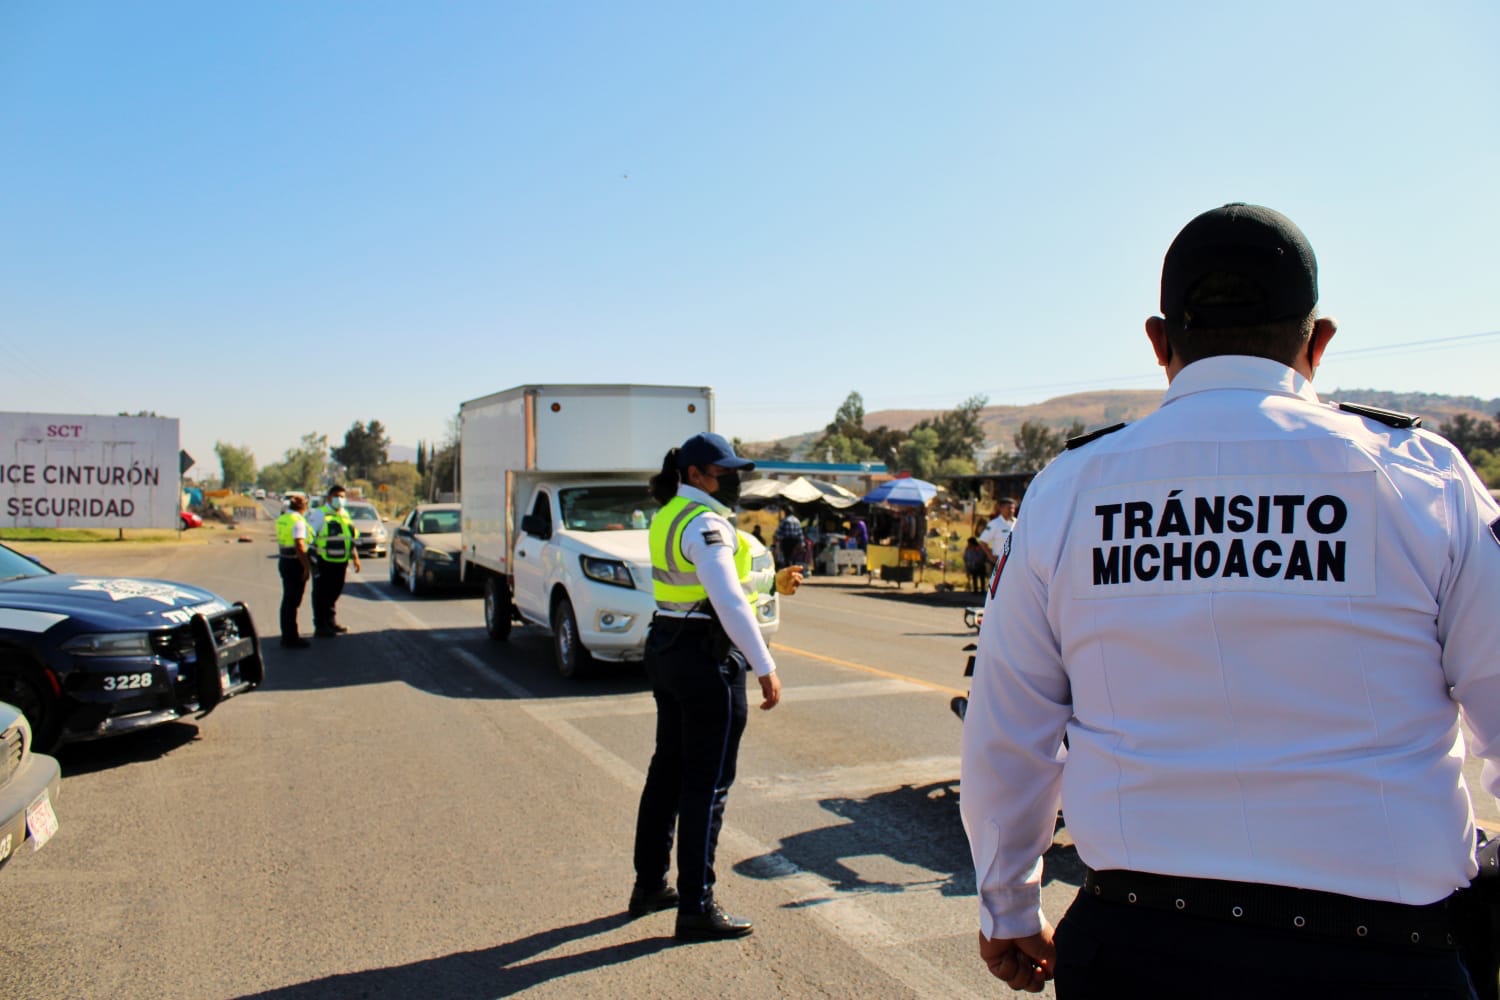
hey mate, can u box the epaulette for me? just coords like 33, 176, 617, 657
1065, 422, 1127, 450
1335, 402, 1422, 429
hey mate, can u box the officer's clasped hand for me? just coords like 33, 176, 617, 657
774, 567, 803, 595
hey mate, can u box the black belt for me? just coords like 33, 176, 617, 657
1082, 868, 1456, 951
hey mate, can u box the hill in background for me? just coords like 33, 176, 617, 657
762, 388, 1499, 461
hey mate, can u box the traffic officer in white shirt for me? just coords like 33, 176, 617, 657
976, 496, 1017, 564
960, 203, 1500, 997
630, 432, 801, 941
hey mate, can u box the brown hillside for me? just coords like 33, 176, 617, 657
761, 388, 1497, 458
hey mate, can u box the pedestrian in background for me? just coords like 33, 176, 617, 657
961, 203, 1500, 997
962, 536, 988, 593
774, 506, 804, 569
631, 432, 802, 941
976, 496, 1016, 566
306, 484, 361, 637
274, 493, 313, 648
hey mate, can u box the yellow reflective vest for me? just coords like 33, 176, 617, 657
649, 495, 751, 613
275, 511, 308, 557
313, 504, 358, 563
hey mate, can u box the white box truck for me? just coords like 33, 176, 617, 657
459, 384, 779, 678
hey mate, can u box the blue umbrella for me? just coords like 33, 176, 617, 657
860, 477, 937, 506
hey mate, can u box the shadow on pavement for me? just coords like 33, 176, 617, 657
734, 779, 1083, 904
260, 626, 651, 704
55, 720, 202, 774
236, 912, 678, 1000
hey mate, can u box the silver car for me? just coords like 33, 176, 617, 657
344, 501, 389, 558
0, 700, 61, 870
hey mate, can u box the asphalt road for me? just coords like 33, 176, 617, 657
2, 518, 1082, 999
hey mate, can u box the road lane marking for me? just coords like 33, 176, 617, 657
741, 755, 960, 801
444, 644, 984, 998
772, 643, 968, 697
526, 679, 923, 721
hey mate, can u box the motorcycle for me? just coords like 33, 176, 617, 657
950, 605, 983, 723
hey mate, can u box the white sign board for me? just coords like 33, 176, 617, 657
0, 412, 181, 530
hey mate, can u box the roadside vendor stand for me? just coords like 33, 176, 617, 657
859, 477, 938, 587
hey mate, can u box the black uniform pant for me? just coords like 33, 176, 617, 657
1052, 886, 1477, 999
278, 557, 307, 639
633, 617, 749, 915
310, 557, 349, 630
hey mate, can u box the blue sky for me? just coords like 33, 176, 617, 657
3, 1, 1496, 476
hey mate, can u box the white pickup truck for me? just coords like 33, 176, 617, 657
458, 384, 779, 678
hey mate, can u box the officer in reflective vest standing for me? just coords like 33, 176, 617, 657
307, 484, 361, 638
274, 493, 314, 648
629, 432, 801, 941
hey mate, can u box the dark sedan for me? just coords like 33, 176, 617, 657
0, 542, 264, 751
389, 504, 462, 596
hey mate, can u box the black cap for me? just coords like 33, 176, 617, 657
676, 432, 755, 471
1161, 203, 1318, 330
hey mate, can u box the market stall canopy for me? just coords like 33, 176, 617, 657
860, 476, 938, 507
741, 476, 861, 509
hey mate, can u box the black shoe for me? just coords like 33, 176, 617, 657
675, 902, 753, 940
627, 883, 679, 918
314, 628, 338, 638
280, 637, 311, 649
332, 624, 350, 634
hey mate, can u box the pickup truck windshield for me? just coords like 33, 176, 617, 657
558, 486, 661, 531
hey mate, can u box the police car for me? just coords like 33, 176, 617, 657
0, 542, 264, 751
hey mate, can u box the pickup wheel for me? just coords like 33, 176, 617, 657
483, 575, 512, 640
551, 595, 593, 679
0, 659, 61, 753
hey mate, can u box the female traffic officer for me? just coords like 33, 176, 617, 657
629, 432, 800, 941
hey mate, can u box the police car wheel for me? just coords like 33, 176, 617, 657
388, 555, 401, 586
407, 559, 423, 596
551, 595, 593, 679
483, 576, 512, 641
0, 662, 61, 754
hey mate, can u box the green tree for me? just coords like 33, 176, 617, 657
415, 440, 427, 477
988, 419, 1085, 472
424, 416, 461, 500
896, 427, 941, 480
214, 442, 256, 491
914, 395, 989, 463
332, 420, 391, 481
260, 433, 329, 493
1437, 412, 1500, 460
1469, 448, 1500, 489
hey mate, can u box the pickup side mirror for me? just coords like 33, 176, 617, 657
520, 513, 552, 540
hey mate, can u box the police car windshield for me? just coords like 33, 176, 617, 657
0, 543, 53, 581
558, 486, 660, 531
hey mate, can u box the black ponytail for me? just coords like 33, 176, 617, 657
649, 448, 681, 504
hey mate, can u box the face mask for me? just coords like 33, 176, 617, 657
710, 470, 741, 509
331, 496, 345, 510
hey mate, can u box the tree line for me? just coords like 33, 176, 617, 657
210, 419, 458, 513
740, 391, 1083, 483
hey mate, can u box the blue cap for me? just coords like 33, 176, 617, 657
677, 432, 755, 471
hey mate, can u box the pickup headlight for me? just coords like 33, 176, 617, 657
61, 632, 155, 657
581, 556, 634, 589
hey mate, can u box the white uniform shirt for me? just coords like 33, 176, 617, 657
665, 485, 778, 678
960, 355, 1500, 939
305, 506, 326, 540
977, 514, 1014, 557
